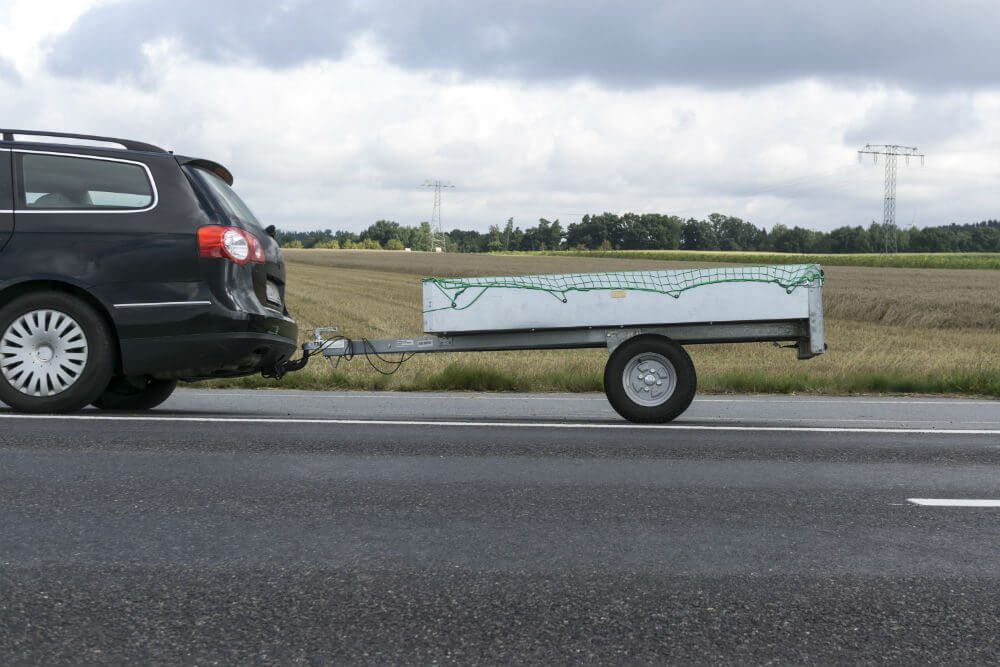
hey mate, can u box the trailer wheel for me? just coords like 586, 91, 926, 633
603, 335, 696, 423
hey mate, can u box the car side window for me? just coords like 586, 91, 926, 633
17, 152, 154, 210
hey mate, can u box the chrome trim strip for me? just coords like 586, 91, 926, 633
113, 301, 212, 309
0, 210, 12, 214
12, 149, 159, 214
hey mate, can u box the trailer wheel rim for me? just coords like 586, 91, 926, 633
622, 352, 677, 407
0, 309, 89, 397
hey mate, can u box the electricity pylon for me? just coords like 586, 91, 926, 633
857, 144, 924, 253
422, 180, 454, 252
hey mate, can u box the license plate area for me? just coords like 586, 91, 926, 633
265, 279, 282, 308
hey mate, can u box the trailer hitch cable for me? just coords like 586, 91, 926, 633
357, 337, 416, 375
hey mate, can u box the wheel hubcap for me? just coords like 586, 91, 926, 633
1, 309, 89, 397
622, 352, 677, 407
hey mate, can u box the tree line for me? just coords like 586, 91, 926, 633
277, 214, 1000, 253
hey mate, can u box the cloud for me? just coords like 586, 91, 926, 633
45, 0, 1000, 90
844, 93, 980, 148
0, 56, 20, 83
7, 10, 999, 236
45, 0, 364, 81
23, 42, 1000, 233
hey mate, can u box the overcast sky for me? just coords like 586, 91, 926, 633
1, 0, 998, 233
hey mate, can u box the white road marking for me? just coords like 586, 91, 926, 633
708, 416, 1000, 426
0, 412, 997, 434
178, 391, 997, 407
696, 399, 994, 406
908, 499, 1000, 507
180, 391, 606, 401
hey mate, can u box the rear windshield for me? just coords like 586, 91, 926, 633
187, 166, 263, 230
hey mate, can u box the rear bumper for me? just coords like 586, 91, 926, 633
122, 330, 297, 380
119, 310, 298, 379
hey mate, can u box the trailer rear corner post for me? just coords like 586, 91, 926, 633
800, 280, 825, 359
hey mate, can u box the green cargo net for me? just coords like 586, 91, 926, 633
424, 264, 823, 312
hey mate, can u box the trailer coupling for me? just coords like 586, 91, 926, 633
263, 327, 341, 379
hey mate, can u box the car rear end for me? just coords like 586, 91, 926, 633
120, 157, 298, 381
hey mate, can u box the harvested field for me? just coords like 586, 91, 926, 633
287, 249, 1000, 330
205, 249, 1000, 396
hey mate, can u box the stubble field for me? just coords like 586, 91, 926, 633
207, 249, 1000, 396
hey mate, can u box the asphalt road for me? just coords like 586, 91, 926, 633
2, 390, 999, 664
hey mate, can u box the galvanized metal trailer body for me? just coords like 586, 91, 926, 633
301, 273, 824, 423
422, 267, 823, 335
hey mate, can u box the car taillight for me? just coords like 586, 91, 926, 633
198, 226, 265, 265
250, 234, 266, 263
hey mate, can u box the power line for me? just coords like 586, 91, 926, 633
857, 144, 925, 253
421, 180, 454, 252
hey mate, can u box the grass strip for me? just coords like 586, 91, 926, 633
196, 365, 1000, 397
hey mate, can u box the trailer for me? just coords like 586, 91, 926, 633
293, 264, 825, 423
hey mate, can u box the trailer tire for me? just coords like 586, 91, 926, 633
603, 335, 696, 423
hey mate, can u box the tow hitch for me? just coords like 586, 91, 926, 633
264, 327, 340, 379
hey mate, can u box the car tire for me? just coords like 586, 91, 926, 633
603, 335, 697, 423
92, 377, 178, 411
0, 292, 115, 413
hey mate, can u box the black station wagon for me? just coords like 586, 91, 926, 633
0, 129, 298, 413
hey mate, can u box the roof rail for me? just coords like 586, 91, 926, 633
0, 129, 166, 153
